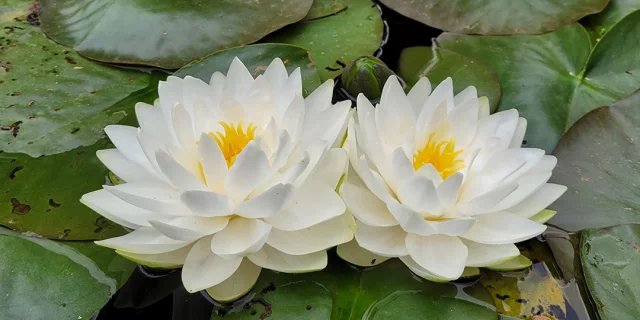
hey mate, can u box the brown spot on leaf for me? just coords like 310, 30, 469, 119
71, 128, 80, 134
48, 198, 61, 208
261, 283, 276, 294
94, 216, 110, 233
306, 305, 312, 311
0, 61, 9, 72
64, 56, 77, 64
0, 121, 22, 137
8, 166, 23, 179
27, 1, 41, 26
10, 198, 31, 215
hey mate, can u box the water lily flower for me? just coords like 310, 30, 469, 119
337, 76, 567, 281
81, 57, 354, 300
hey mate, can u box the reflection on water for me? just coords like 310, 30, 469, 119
96, 233, 597, 320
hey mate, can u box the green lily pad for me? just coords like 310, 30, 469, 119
0, 21, 151, 157
175, 43, 321, 97
263, 0, 383, 81
379, 0, 609, 35
304, 0, 348, 20
581, 224, 640, 320
549, 92, 640, 231
0, 20, 159, 240
38, 0, 313, 69
438, 11, 640, 152
0, 0, 32, 23
215, 258, 498, 319
0, 228, 135, 319
397, 46, 501, 112
583, 0, 640, 37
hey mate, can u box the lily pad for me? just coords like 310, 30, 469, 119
0, 228, 135, 319
397, 46, 501, 112
438, 11, 640, 152
216, 258, 498, 319
175, 43, 321, 97
0, 20, 158, 240
583, 0, 640, 37
580, 224, 640, 320
549, 92, 640, 231
379, 0, 609, 35
38, 0, 313, 69
0, 0, 32, 23
263, 0, 384, 81
304, 0, 348, 20
0, 21, 151, 157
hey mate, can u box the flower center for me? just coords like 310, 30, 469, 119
413, 133, 464, 180
210, 121, 257, 167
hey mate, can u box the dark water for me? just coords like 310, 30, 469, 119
95, 3, 598, 320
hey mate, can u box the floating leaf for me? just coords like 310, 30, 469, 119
0, 228, 134, 319
379, 0, 609, 35
0, 21, 151, 157
0, 0, 32, 23
39, 0, 314, 68
549, 92, 640, 231
582, 0, 640, 37
580, 224, 640, 320
264, 0, 384, 80
438, 11, 640, 152
397, 46, 501, 112
175, 43, 321, 97
215, 258, 498, 319
304, 0, 347, 20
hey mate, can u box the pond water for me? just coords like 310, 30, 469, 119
92, 4, 599, 320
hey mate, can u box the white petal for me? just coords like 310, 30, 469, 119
104, 125, 150, 168
270, 130, 292, 172
236, 184, 294, 219
492, 172, 552, 212
461, 211, 546, 245
181, 236, 242, 293
400, 255, 449, 282
407, 77, 431, 116
415, 77, 453, 137
355, 221, 408, 257
303, 100, 352, 148
117, 245, 192, 269
454, 86, 478, 106
427, 217, 475, 236
149, 216, 229, 241
336, 239, 390, 267
263, 58, 288, 89
456, 182, 518, 215
267, 213, 355, 255
210, 71, 225, 88
478, 96, 490, 118
387, 202, 437, 236
172, 104, 197, 153
97, 149, 157, 183
205, 259, 262, 302
180, 190, 233, 217
305, 148, 348, 188
415, 163, 443, 185
305, 79, 334, 113
135, 102, 176, 148
397, 176, 443, 217
211, 217, 272, 258
81, 189, 161, 228
509, 118, 527, 148
156, 150, 207, 191
356, 155, 395, 204
281, 151, 311, 185
405, 233, 467, 280
265, 182, 345, 231
224, 141, 272, 202
248, 244, 327, 272
391, 148, 415, 182
226, 57, 254, 98
340, 183, 398, 227
462, 240, 520, 267
103, 182, 186, 216
198, 133, 228, 194
437, 173, 462, 208
507, 183, 567, 218
279, 94, 305, 141
95, 227, 192, 254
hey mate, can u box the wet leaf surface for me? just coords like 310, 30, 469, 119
304, 0, 348, 20
379, 0, 609, 35
580, 224, 640, 320
263, 0, 384, 81
38, 0, 313, 69
438, 11, 640, 152
582, 0, 640, 37
397, 46, 501, 112
549, 92, 640, 231
0, 227, 135, 319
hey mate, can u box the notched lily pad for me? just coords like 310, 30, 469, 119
39, 0, 314, 68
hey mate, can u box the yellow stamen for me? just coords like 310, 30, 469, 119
413, 133, 464, 180
209, 121, 257, 167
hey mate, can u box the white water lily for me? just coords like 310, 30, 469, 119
337, 76, 567, 281
81, 57, 355, 300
